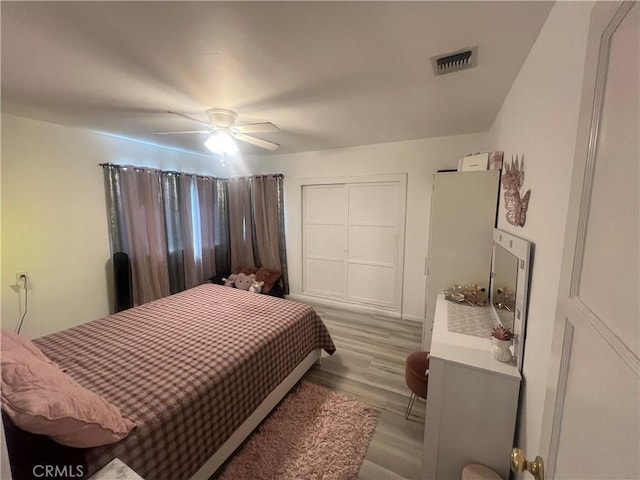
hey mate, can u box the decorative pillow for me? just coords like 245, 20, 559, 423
1, 330, 55, 365
1, 330, 135, 448
256, 267, 282, 294
235, 273, 256, 291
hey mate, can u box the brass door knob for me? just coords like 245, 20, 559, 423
511, 448, 545, 480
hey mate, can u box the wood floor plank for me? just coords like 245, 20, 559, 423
302, 304, 426, 480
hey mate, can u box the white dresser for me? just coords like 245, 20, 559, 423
422, 295, 520, 480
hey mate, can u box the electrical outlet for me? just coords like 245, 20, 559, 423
15, 272, 28, 288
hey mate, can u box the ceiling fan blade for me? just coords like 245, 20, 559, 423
168, 111, 212, 128
152, 130, 211, 135
232, 122, 279, 134
232, 133, 280, 151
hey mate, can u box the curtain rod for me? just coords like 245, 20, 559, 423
230, 173, 284, 180
98, 162, 214, 179
99, 163, 283, 180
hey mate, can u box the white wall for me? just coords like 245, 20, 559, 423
0, 113, 490, 335
1, 114, 224, 338
244, 133, 492, 320
487, 1, 594, 456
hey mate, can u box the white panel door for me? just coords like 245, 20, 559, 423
537, 3, 639, 479
302, 178, 405, 310
346, 183, 400, 307
348, 183, 399, 226
302, 185, 347, 297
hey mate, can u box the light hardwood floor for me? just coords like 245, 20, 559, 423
301, 302, 426, 480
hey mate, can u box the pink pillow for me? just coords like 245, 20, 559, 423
256, 267, 282, 294
1, 330, 135, 448
1, 330, 54, 364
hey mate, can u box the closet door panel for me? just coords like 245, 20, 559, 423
301, 175, 406, 311
305, 224, 347, 259
303, 185, 347, 224
346, 182, 400, 307
348, 225, 396, 265
304, 258, 344, 297
346, 263, 394, 306
303, 184, 348, 297
349, 184, 398, 226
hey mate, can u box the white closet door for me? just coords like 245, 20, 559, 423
302, 178, 405, 310
302, 185, 347, 297
346, 183, 399, 307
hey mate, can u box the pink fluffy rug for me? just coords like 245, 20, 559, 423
218, 382, 379, 480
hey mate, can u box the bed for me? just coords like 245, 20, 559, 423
4, 283, 335, 479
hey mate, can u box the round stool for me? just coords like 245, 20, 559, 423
404, 351, 429, 419
461, 464, 502, 480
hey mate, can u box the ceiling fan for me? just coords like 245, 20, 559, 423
154, 108, 280, 153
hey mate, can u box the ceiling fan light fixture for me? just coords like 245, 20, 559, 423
204, 130, 239, 155
163, 109, 278, 152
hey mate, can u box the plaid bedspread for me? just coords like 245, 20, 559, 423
33, 284, 335, 480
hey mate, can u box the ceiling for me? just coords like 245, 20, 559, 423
1, 1, 553, 156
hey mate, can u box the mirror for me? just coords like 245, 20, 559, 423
491, 244, 518, 331
490, 229, 533, 371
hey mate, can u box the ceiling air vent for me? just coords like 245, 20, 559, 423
431, 47, 478, 76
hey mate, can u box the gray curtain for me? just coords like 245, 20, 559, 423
103, 165, 171, 305
275, 176, 289, 294
178, 175, 217, 289
161, 172, 185, 294
232, 175, 289, 294
252, 176, 279, 269
227, 177, 256, 272
104, 164, 228, 305
213, 179, 231, 275
103, 164, 286, 302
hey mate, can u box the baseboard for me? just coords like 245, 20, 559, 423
286, 294, 427, 326
402, 313, 426, 323
287, 293, 401, 319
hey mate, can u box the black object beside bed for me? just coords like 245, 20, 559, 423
2, 412, 87, 480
